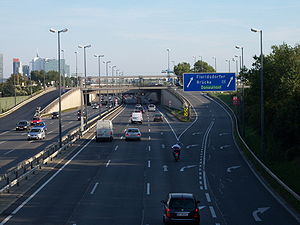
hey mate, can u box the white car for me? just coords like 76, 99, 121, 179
27, 127, 46, 140
148, 104, 156, 112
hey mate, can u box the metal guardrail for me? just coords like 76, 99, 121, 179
205, 94, 300, 203
0, 104, 124, 193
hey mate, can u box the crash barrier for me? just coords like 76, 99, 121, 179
206, 94, 300, 203
0, 87, 56, 118
0, 104, 124, 193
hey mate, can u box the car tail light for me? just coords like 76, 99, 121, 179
110, 131, 112, 135
125, 133, 129, 136
165, 208, 171, 217
137, 133, 141, 136
193, 208, 199, 218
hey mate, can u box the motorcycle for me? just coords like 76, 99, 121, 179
173, 149, 180, 162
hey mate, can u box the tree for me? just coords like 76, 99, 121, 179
174, 62, 191, 83
194, 60, 215, 73
244, 43, 300, 159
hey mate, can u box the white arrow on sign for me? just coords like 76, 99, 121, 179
163, 165, 168, 172
187, 77, 193, 88
227, 166, 241, 173
252, 207, 270, 221
180, 165, 197, 172
186, 144, 199, 149
227, 76, 233, 87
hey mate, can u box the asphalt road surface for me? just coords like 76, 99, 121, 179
0, 90, 107, 175
0, 92, 299, 225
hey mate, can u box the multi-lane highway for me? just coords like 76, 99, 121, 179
0, 90, 104, 175
0, 91, 299, 225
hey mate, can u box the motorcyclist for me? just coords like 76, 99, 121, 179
171, 143, 182, 160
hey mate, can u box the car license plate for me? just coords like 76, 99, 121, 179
177, 212, 188, 217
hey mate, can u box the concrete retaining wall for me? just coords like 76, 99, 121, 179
42, 88, 81, 115
161, 89, 184, 110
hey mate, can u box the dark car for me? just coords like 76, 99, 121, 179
16, 120, 30, 131
161, 193, 200, 225
154, 113, 163, 122
136, 106, 145, 113
51, 112, 59, 119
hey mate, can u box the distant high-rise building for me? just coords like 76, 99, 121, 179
31, 54, 45, 71
13, 58, 21, 74
0, 53, 3, 83
22, 65, 30, 77
45, 58, 70, 76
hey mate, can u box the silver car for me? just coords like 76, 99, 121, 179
125, 128, 141, 141
27, 127, 46, 140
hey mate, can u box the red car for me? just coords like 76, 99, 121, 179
31, 116, 43, 126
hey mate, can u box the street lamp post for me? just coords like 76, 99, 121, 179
75, 51, 78, 87
251, 28, 264, 159
225, 59, 231, 72
212, 57, 217, 71
103, 61, 111, 101
78, 44, 91, 128
94, 54, 104, 115
167, 49, 170, 77
49, 27, 68, 148
61, 49, 65, 88
235, 45, 245, 137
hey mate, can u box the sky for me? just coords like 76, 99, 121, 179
1, 0, 300, 77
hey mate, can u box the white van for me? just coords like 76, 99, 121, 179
96, 120, 113, 142
131, 112, 143, 124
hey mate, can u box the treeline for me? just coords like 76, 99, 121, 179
0, 70, 77, 97
243, 43, 300, 160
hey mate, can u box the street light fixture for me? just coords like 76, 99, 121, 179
251, 27, 264, 159
49, 27, 68, 148
78, 44, 91, 129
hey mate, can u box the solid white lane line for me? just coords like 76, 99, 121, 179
106, 160, 111, 167
209, 206, 217, 218
148, 136, 151, 140
68, 121, 73, 124
215, 223, 221, 225
205, 193, 211, 202
147, 183, 150, 195
0, 141, 7, 145
0, 137, 94, 225
90, 182, 99, 194
148, 160, 151, 168
203, 171, 208, 190
48, 131, 53, 134
148, 146, 151, 151
3, 149, 14, 155
0, 131, 9, 135
114, 145, 118, 151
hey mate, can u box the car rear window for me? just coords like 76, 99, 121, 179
169, 198, 195, 210
30, 129, 41, 133
19, 121, 27, 125
128, 129, 139, 133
